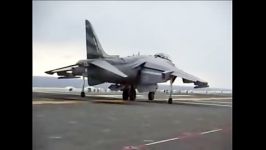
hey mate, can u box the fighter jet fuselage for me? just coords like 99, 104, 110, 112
74, 54, 176, 91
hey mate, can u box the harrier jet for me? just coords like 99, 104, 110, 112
45, 20, 209, 104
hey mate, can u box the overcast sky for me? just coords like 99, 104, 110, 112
33, 1, 232, 89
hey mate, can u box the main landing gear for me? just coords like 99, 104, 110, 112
122, 85, 136, 101
80, 76, 85, 97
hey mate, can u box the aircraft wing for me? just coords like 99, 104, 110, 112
172, 69, 209, 88
90, 60, 127, 78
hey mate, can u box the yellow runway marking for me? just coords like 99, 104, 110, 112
92, 100, 128, 104
33, 99, 81, 105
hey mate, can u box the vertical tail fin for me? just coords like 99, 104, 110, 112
85, 20, 110, 59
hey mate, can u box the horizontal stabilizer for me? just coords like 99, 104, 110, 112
45, 64, 78, 75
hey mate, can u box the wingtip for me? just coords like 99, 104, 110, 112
194, 82, 209, 88
45, 71, 53, 75
194, 81, 209, 88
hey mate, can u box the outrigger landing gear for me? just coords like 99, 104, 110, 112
122, 85, 136, 101
81, 76, 85, 97
168, 77, 176, 104
81, 91, 85, 97
148, 92, 155, 101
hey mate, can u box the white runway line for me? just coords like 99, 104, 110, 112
68, 121, 78, 124
195, 101, 232, 104
200, 129, 223, 135
173, 101, 232, 107
48, 136, 62, 139
143, 128, 223, 146
145, 137, 181, 146
172, 97, 232, 101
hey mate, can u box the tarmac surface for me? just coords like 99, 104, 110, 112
33, 90, 232, 150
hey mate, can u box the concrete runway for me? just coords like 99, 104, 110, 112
33, 91, 232, 150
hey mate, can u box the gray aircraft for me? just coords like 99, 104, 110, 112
45, 20, 209, 104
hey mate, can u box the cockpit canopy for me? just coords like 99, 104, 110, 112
154, 53, 172, 62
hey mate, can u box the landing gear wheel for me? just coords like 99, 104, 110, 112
168, 98, 173, 104
148, 92, 155, 100
122, 89, 129, 100
129, 89, 136, 101
81, 91, 85, 97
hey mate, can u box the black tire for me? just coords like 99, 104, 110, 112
122, 89, 129, 100
81, 91, 85, 97
148, 92, 155, 100
168, 98, 173, 104
129, 89, 136, 101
